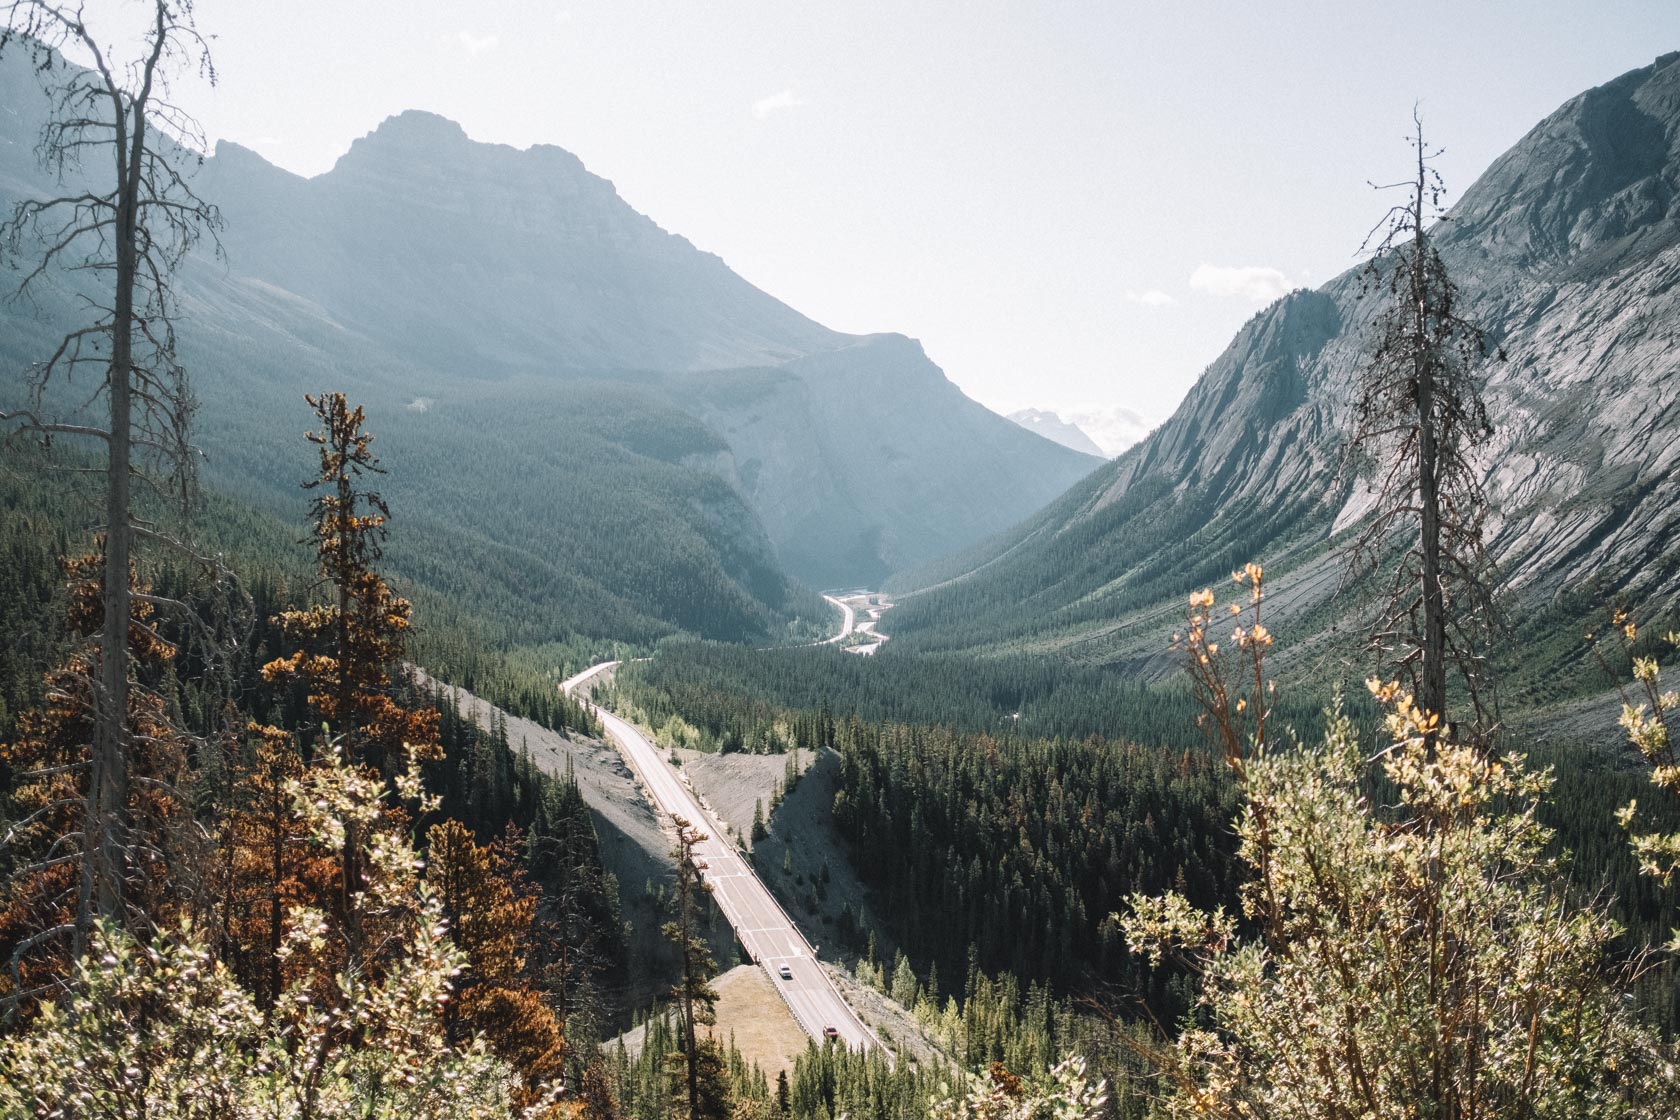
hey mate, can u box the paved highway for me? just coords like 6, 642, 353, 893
818, 594, 856, 644
561, 662, 881, 1054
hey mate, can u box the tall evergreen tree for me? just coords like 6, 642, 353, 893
261, 393, 439, 774
664, 814, 725, 1120
221, 724, 321, 1011
0, 553, 200, 1012
426, 819, 566, 1109
258, 392, 440, 951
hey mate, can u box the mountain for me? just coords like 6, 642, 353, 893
198, 111, 840, 379
1008, 409, 1106, 457
884, 52, 1680, 699
666, 340, 1105, 586
1062, 405, 1156, 457
195, 111, 1101, 590
0, 59, 1099, 642
1008, 405, 1158, 458
195, 109, 1099, 590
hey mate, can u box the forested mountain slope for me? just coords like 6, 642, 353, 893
667, 335, 1106, 584
0, 58, 1099, 607
885, 52, 1680, 683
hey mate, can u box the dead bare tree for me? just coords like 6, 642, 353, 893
1344, 111, 1499, 744
0, 0, 223, 940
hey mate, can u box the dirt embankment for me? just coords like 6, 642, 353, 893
594, 716, 952, 1072
678, 747, 898, 969
824, 962, 951, 1069
427, 665, 949, 1069
610, 961, 956, 1079
673, 749, 797, 847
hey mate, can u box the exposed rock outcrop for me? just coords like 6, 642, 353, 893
889, 53, 1680, 672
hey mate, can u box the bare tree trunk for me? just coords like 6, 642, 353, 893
1411, 144, 1447, 740
336, 461, 362, 954
6, 0, 225, 958
268, 815, 284, 1010
335, 460, 354, 745
1346, 116, 1494, 744
84, 97, 143, 932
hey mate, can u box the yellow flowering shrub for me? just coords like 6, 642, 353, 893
1593, 619, 1680, 924
1117, 571, 1676, 1119
0, 744, 559, 1119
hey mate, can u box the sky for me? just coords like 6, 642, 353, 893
70, 1, 1680, 426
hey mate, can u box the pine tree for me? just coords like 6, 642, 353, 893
261, 392, 440, 775
663, 814, 723, 1120
1, 0, 222, 934
258, 393, 441, 951
0, 552, 199, 1012
784, 745, 801, 795
891, 951, 919, 1007
526, 770, 623, 1038
577, 1059, 621, 1120
221, 724, 325, 1011
666, 1037, 731, 1120
426, 819, 566, 1109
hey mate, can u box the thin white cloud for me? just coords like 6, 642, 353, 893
1189, 263, 1292, 302
752, 88, 805, 120
1121, 289, 1176, 308
457, 31, 500, 58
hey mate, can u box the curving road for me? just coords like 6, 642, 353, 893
820, 591, 892, 655
818, 594, 856, 644
562, 662, 881, 1054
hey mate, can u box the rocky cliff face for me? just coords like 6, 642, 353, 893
888, 53, 1680, 673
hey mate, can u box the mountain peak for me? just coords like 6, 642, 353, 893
330, 110, 472, 173
368, 109, 470, 145
1446, 52, 1680, 269
325, 108, 609, 191
1007, 409, 1106, 457
890, 52, 1680, 662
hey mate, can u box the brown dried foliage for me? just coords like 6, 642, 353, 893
0, 550, 202, 1016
